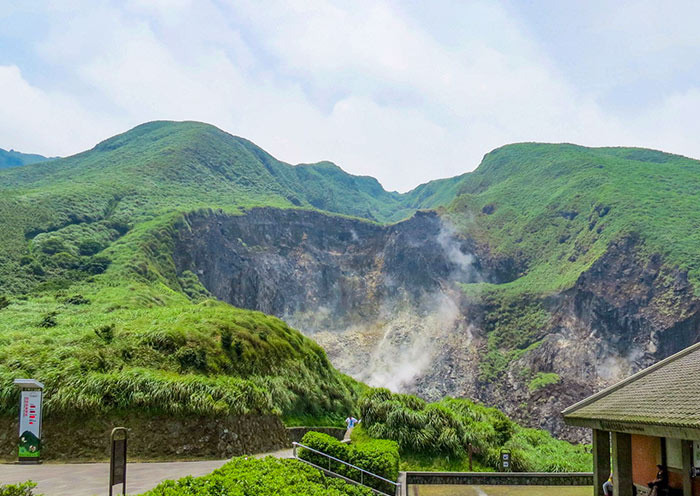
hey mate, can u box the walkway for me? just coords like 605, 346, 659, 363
0, 449, 294, 496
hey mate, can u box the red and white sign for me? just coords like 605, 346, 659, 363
19, 390, 42, 437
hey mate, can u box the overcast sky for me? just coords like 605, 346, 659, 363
2, 1, 700, 192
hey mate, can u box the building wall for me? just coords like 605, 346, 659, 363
632, 434, 661, 486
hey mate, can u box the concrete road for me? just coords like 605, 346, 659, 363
0, 449, 294, 496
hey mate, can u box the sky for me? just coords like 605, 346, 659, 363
2, 1, 700, 192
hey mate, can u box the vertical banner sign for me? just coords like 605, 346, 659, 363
18, 390, 42, 460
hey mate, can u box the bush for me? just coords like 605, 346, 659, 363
40, 238, 66, 255
38, 311, 58, 328
95, 324, 115, 343
28, 262, 45, 276
299, 431, 399, 493
51, 252, 79, 269
0, 481, 41, 496
358, 388, 591, 472
139, 456, 372, 496
81, 255, 111, 274
65, 294, 91, 305
78, 240, 104, 256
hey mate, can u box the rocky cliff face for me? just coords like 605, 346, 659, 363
174, 208, 484, 393
173, 208, 700, 441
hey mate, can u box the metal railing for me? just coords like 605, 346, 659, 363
292, 441, 402, 496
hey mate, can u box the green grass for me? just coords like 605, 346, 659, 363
528, 373, 561, 392
357, 389, 591, 472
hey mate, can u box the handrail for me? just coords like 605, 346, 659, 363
292, 441, 401, 495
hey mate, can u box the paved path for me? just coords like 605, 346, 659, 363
0, 449, 294, 496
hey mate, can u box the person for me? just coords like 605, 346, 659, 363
345, 416, 352, 429
603, 472, 613, 496
648, 464, 668, 496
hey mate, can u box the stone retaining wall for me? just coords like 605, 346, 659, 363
405, 471, 593, 486
0, 414, 289, 461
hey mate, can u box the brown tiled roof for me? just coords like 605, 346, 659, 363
562, 342, 700, 429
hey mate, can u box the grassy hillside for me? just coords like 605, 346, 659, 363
443, 143, 700, 384
0, 120, 461, 429
0, 148, 51, 169
448, 143, 700, 294
356, 389, 590, 472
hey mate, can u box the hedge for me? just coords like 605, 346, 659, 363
299, 431, 399, 494
139, 456, 372, 496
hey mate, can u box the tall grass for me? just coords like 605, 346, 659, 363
358, 389, 591, 472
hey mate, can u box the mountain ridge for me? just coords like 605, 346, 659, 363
2, 119, 700, 443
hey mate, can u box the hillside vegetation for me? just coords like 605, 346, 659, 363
449, 143, 700, 294
1, 120, 698, 445
0, 148, 51, 170
357, 389, 591, 472
445, 143, 700, 386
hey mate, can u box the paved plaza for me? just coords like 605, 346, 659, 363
0, 449, 293, 496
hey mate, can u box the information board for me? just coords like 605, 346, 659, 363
500, 449, 511, 471
18, 390, 42, 459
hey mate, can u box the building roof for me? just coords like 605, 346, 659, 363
562, 342, 700, 430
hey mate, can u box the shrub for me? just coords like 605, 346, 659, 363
40, 238, 66, 255
28, 262, 45, 276
175, 346, 208, 372
140, 457, 372, 496
358, 388, 591, 472
19, 255, 34, 266
81, 255, 111, 274
78, 240, 104, 256
220, 328, 233, 351
299, 431, 399, 493
106, 218, 131, 235
0, 481, 41, 496
38, 311, 58, 328
65, 294, 91, 305
51, 252, 79, 269
95, 324, 115, 343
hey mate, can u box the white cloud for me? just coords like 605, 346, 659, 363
0, 65, 116, 156
1, 1, 699, 190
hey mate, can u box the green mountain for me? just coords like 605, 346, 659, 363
2, 119, 699, 455
0, 120, 462, 445
0, 148, 52, 169
447, 142, 700, 294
